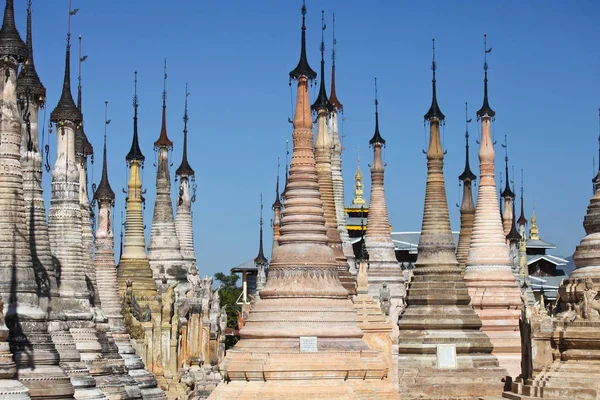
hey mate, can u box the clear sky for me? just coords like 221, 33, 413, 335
19, 0, 600, 278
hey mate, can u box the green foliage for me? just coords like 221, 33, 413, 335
215, 272, 242, 349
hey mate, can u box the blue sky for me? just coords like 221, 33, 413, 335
19, 0, 600, 277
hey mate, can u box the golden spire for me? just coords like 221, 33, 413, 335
529, 204, 539, 240
352, 147, 365, 205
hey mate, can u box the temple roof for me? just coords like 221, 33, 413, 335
175, 86, 194, 177
126, 72, 145, 162
94, 127, 115, 202
424, 39, 444, 121
16, 2, 45, 102
0, 0, 27, 61
289, 2, 316, 81
50, 37, 82, 123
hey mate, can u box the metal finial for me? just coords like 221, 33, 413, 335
162, 58, 167, 108
133, 71, 139, 108
502, 134, 508, 163
374, 77, 378, 111
183, 81, 189, 129
431, 38, 436, 77
331, 12, 336, 65
320, 9, 326, 56
104, 100, 110, 140
67, 0, 79, 46
260, 192, 263, 224
465, 102, 472, 139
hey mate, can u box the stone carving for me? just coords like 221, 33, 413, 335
379, 283, 391, 316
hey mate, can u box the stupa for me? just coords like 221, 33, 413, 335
396, 38, 507, 399
456, 103, 477, 269
364, 78, 404, 326
311, 11, 355, 295
147, 61, 185, 284
209, 4, 398, 398
464, 35, 523, 379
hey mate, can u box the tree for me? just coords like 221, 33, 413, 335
214, 272, 242, 349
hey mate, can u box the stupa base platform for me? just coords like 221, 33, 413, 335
209, 379, 399, 400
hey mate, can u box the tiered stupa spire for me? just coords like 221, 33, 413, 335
0, 0, 74, 397
517, 169, 528, 237
364, 78, 404, 325
93, 103, 159, 398
328, 13, 355, 273
501, 135, 516, 238
209, 5, 397, 397
397, 39, 506, 398
174, 83, 197, 272
254, 194, 268, 292
271, 160, 282, 252
353, 149, 366, 206
312, 10, 355, 295
147, 59, 184, 284
75, 34, 100, 310
118, 72, 158, 298
456, 102, 477, 269
48, 5, 110, 398
464, 34, 522, 378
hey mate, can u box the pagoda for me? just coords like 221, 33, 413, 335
312, 11, 355, 295
328, 13, 356, 273
0, 0, 74, 397
209, 5, 398, 398
464, 35, 523, 378
456, 103, 477, 269
147, 61, 185, 284
364, 79, 404, 326
397, 39, 506, 399
174, 84, 197, 273
271, 167, 282, 251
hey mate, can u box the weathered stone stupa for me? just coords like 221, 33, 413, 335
312, 12, 355, 296
271, 170, 282, 251
0, 1, 76, 397
464, 35, 522, 379
328, 14, 356, 274
93, 111, 164, 399
255, 196, 268, 292
147, 62, 185, 284
397, 39, 507, 399
174, 84, 197, 273
74, 35, 100, 311
501, 136, 516, 241
209, 5, 398, 398
118, 72, 158, 299
456, 103, 477, 269
364, 79, 404, 325
509, 140, 600, 399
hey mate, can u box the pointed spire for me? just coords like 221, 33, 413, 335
175, 82, 194, 177
289, 1, 317, 80
17, 0, 45, 102
477, 34, 495, 118
329, 12, 342, 111
50, 3, 81, 123
592, 108, 600, 190
154, 58, 173, 148
506, 184, 521, 242
369, 77, 385, 145
126, 71, 145, 163
0, 0, 27, 61
254, 193, 268, 266
311, 10, 331, 112
501, 135, 515, 198
74, 34, 92, 157
94, 101, 115, 202
352, 147, 366, 205
459, 102, 476, 182
424, 38, 445, 121
272, 158, 282, 210
517, 169, 528, 226
530, 205, 539, 240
